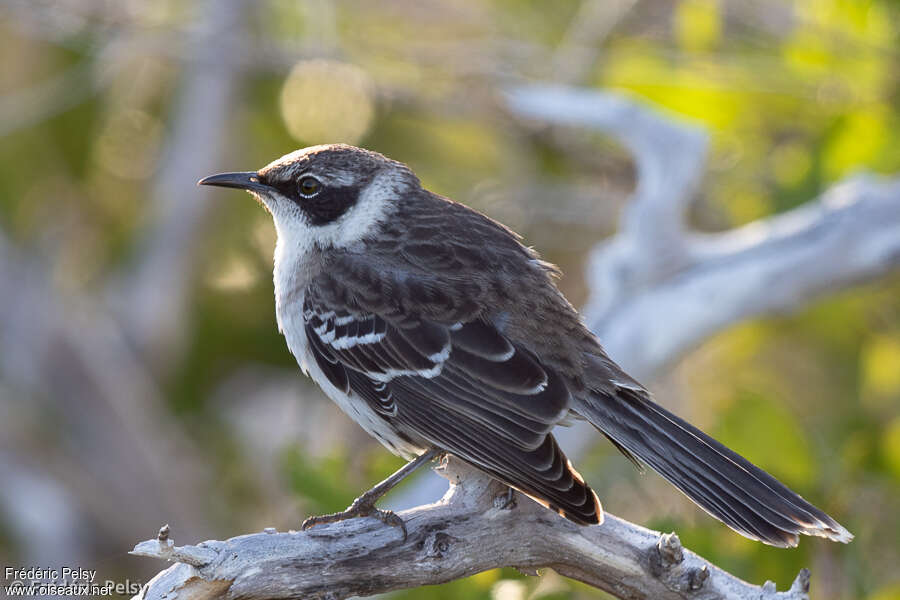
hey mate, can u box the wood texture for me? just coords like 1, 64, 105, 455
132, 459, 812, 600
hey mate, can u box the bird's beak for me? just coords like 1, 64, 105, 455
197, 171, 270, 193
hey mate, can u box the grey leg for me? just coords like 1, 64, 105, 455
300, 449, 441, 540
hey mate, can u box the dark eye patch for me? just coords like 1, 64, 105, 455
262, 174, 359, 226
301, 186, 359, 225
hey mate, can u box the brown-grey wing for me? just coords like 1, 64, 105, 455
303, 266, 603, 524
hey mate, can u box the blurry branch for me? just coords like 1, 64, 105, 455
2, 0, 249, 362
133, 459, 812, 600
0, 0, 250, 548
595, 173, 900, 376
111, 0, 247, 363
0, 232, 212, 539
0, 61, 101, 137
506, 85, 900, 378
550, 0, 637, 84
0, 452, 85, 568
508, 85, 707, 321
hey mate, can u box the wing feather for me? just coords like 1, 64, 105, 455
302, 283, 601, 526
450, 320, 514, 360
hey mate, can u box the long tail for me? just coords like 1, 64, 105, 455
577, 386, 852, 547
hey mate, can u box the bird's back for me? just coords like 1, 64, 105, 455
345, 190, 605, 391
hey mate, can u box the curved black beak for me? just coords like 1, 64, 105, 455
197, 171, 269, 193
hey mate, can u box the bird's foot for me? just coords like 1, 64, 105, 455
494, 486, 517, 511
300, 450, 441, 542
301, 495, 408, 540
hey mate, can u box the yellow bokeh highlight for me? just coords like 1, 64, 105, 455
783, 31, 832, 76
93, 109, 163, 180
860, 335, 900, 412
823, 107, 888, 180
205, 253, 259, 292
882, 417, 900, 481
771, 141, 812, 187
675, 0, 721, 52
471, 568, 501, 587
799, 0, 894, 39
491, 579, 528, 600
784, 1, 892, 108
280, 59, 375, 145
604, 53, 743, 129
723, 182, 771, 225
869, 583, 900, 600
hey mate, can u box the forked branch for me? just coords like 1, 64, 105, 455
132, 459, 811, 600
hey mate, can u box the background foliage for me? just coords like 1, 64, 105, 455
0, 1, 898, 599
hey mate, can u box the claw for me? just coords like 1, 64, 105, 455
494, 487, 517, 511
299, 450, 439, 542
300, 501, 408, 541
370, 508, 408, 541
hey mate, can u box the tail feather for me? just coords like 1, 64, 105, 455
579, 387, 852, 547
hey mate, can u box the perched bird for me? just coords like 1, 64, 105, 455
200, 144, 851, 547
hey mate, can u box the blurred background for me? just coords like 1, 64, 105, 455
0, 1, 898, 599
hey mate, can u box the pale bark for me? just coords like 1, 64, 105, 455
132, 459, 812, 600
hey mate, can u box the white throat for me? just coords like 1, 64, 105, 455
269, 170, 404, 331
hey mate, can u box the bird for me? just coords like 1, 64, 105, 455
199, 143, 852, 547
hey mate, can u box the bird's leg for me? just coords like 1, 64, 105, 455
301, 449, 441, 540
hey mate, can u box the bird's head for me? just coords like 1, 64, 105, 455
199, 144, 418, 250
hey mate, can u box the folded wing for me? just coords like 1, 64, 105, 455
302, 293, 602, 525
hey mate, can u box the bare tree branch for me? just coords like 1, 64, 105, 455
550, 0, 638, 84
110, 0, 248, 363
595, 173, 900, 376
506, 85, 900, 377
507, 84, 709, 316
132, 459, 812, 600
0, 60, 100, 137
0, 452, 86, 568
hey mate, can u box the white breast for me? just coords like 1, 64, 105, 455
275, 288, 424, 460
268, 170, 423, 459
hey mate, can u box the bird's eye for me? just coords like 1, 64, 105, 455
298, 176, 322, 198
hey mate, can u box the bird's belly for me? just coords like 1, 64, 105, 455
278, 299, 424, 460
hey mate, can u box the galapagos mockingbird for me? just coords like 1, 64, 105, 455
199, 144, 851, 546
